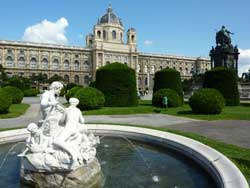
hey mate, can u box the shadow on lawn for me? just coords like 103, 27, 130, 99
177, 110, 194, 115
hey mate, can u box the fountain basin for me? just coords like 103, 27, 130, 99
0, 124, 248, 188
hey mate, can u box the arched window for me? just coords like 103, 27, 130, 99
185, 68, 189, 75
179, 67, 183, 74
6, 56, 13, 67
74, 75, 79, 84
83, 60, 90, 70
30, 57, 37, 69
18, 57, 25, 67
64, 60, 69, 70
138, 77, 142, 86
52, 59, 59, 69
42, 58, 48, 69
84, 75, 90, 85
131, 35, 135, 42
74, 60, 80, 70
97, 30, 101, 38
103, 30, 106, 39
106, 61, 110, 65
112, 30, 116, 40
64, 75, 69, 83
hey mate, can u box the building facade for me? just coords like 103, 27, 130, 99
0, 6, 210, 91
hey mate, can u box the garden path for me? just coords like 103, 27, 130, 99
0, 97, 249, 148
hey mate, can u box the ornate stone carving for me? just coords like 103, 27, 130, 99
18, 82, 101, 187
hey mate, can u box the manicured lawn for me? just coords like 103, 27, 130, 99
0, 103, 30, 119
84, 101, 154, 115
160, 103, 250, 120
84, 100, 250, 120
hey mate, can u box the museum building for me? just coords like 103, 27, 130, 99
0, 5, 210, 91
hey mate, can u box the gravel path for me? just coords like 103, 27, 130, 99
0, 97, 249, 148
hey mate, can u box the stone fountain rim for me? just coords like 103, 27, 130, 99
0, 124, 248, 188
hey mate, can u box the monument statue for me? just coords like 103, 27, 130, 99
209, 26, 240, 74
18, 81, 102, 188
216, 25, 234, 46
242, 69, 250, 81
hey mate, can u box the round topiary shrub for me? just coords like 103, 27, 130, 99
189, 88, 225, 114
74, 87, 105, 110
1, 86, 24, 104
152, 89, 182, 108
203, 67, 239, 106
153, 68, 183, 102
23, 88, 40, 97
65, 86, 82, 102
0, 91, 12, 114
95, 63, 138, 107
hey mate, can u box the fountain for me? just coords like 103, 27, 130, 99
17, 82, 101, 188
0, 81, 248, 187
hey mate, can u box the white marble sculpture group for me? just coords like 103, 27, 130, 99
18, 81, 99, 172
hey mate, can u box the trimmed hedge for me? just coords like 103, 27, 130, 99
65, 86, 82, 102
203, 67, 239, 106
75, 87, 105, 111
95, 63, 138, 107
153, 68, 183, 101
24, 88, 40, 97
0, 91, 12, 114
65, 83, 78, 93
152, 89, 182, 108
1, 86, 24, 104
189, 88, 225, 114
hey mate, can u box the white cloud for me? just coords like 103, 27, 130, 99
144, 40, 153, 46
238, 48, 250, 76
22, 17, 69, 45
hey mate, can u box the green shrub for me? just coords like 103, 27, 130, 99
153, 68, 183, 102
65, 86, 82, 102
0, 91, 12, 114
23, 88, 40, 97
203, 67, 239, 106
95, 63, 138, 107
74, 87, 105, 110
65, 83, 78, 92
89, 81, 96, 88
2, 76, 31, 90
152, 89, 182, 108
1, 86, 24, 104
189, 88, 225, 114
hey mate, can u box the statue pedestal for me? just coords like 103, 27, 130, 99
20, 158, 102, 188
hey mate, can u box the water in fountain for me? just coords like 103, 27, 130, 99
0, 142, 25, 169
0, 136, 218, 188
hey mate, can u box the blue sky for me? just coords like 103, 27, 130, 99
0, 0, 250, 73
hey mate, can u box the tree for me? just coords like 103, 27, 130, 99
0, 65, 7, 86
48, 74, 64, 84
